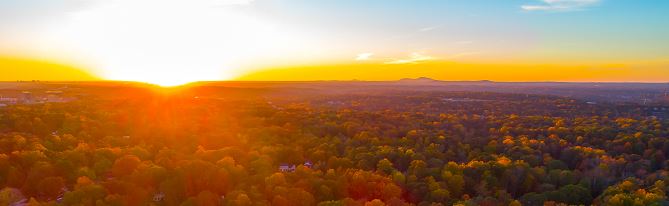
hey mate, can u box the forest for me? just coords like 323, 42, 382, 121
1, 84, 669, 206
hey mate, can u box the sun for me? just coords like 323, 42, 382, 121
47, 0, 299, 86
118, 72, 214, 87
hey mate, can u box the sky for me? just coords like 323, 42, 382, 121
0, 0, 668, 85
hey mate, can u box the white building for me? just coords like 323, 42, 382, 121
153, 192, 165, 202
279, 164, 296, 172
0, 96, 18, 104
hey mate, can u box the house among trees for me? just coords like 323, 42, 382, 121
279, 161, 314, 172
153, 192, 165, 202
304, 160, 313, 168
644, 106, 669, 119
0, 96, 18, 107
0, 96, 18, 103
59, 187, 68, 202
21, 91, 33, 104
56, 193, 65, 203
279, 163, 296, 172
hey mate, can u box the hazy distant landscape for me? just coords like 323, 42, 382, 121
0, 80, 668, 205
3, 79, 669, 104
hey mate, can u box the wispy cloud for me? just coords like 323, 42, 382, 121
521, 0, 601, 12
419, 26, 440, 32
355, 53, 374, 61
385, 52, 434, 64
211, 0, 255, 6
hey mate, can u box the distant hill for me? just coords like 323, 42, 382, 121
396, 77, 443, 85
397, 77, 494, 85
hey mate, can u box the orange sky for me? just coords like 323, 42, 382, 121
238, 61, 669, 82
3, 56, 668, 83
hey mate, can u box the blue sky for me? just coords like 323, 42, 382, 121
2, 0, 667, 62
247, 0, 669, 62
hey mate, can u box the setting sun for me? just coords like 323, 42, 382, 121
50, 0, 273, 86
19, 0, 314, 85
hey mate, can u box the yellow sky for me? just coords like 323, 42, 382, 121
3, 55, 667, 83
0, 56, 97, 81
5, 56, 669, 82
238, 61, 669, 82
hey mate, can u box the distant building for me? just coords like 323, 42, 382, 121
644, 107, 669, 119
279, 161, 314, 172
56, 193, 65, 203
21, 91, 33, 103
45, 91, 66, 102
48, 187, 68, 203
279, 164, 296, 172
0, 96, 18, 104
304, 161, 313, 168
153, 192, 165, 202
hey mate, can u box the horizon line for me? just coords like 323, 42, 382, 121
2, 79, 669, 85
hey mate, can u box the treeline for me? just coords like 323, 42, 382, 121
0, 92, 668, 206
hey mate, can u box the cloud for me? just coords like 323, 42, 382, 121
521, 0, 600, 12
385, 52, 434, 64
419, 26, 440, 32
355, 53, 374, 61
211, 0, 255, 6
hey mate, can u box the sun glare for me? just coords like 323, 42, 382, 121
47, 0, 304, 86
